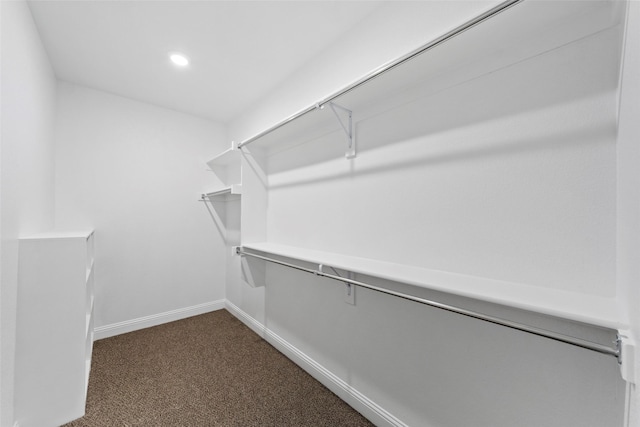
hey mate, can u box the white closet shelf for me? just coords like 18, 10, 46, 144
234, 0, 621, 158
241, 242, 625, 330
20, 230, 95, 240
201, 185, 242, 201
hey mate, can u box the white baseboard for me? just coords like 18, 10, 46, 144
224, 300, 407, 427
224, 300, 266, 338
93, 300, 226, 340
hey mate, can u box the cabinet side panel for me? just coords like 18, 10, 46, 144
14, 237, 87, 427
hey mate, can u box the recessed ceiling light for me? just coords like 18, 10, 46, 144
169, 53, 189, 67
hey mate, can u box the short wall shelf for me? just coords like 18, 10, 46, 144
201, 184, 242, 202
206, 146, 241, 169
202, 144, 243, 203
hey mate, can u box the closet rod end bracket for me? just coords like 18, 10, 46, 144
618, 331, 637, 384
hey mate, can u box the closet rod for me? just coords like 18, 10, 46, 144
236, 0, 523, 150
237, 248, 621, 361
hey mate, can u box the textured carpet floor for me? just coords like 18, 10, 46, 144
64, 309, 373, 426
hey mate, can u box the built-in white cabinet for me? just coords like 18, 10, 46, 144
14, 230, 95, 427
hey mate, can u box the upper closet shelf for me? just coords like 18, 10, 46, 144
241, 242, 625, 331
234, 0, 622, 158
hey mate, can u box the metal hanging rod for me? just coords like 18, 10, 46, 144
236, 248, 621, 361
236, 0, 523, 150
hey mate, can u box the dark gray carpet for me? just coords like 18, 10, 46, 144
64, 309, 373, 426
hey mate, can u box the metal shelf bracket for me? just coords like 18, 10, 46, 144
322, 102, 355, 159
319, 264, 355, 305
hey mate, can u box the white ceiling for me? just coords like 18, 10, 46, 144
27, 1, 384, 123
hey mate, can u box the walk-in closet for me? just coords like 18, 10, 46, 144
2, 0, 640, 426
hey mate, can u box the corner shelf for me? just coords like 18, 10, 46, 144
206, 146, 242, 169
201, 184, 242, 202
202, 145, 242, 202
201, 145, 243, 242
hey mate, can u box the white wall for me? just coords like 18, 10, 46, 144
228, 2, 628, 426
617, 1, 640, 424
54, 82, 228, 335
0, 1, 58, 425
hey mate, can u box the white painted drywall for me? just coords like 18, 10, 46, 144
54, 82, 228, 333
228, 1, 628, 426
0, 1, 57, 425
616, 1, 640, 424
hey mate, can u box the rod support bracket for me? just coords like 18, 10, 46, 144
618, 331, 637, 384
325, 102, 355, 159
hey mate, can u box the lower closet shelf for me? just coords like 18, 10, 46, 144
240, 242, 624, 331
